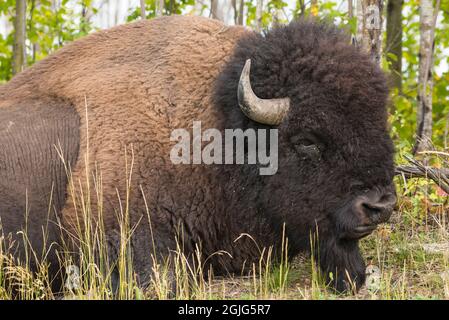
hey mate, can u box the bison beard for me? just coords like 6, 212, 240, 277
0, 16, 396, 294
319, 236, 366, 292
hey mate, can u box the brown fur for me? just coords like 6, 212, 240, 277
0, 95, 79, 291
1, 16, 254, 286
1, 15, 245, 228
0, 16, 395, 292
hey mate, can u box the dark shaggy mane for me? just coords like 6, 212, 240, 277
213, 18, 389, 130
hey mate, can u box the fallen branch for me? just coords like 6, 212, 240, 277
395, 155, 449, 194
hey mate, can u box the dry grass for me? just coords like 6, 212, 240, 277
1, 172, 448, 300
0, 103, 448, 300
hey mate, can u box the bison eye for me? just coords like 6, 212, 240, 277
290, 134, 322, 161
298, 138, 315, 147
295, 144, 321, 161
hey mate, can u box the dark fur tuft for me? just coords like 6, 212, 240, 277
213, 19, 395, 292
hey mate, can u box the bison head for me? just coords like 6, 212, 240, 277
214, 20, 396, 292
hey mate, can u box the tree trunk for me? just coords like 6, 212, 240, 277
229, 0, 244, 25
114, 1, 120, 26
232, 0, 238, 24
356, 0, 384, 65
386, 0, 403, 92
348, 0, 354, 19
238, 0, 244, 25
13, 0, 26, 75
210, 0, 224, 21
156, 0, 164, 17
414, 0, 440, 154
255, 0, 263, 31
211, 0, 218, 19
140, 0, 146, 19
169, 0, 175, 14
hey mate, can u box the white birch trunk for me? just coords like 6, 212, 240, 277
210, 0, 226, 22
140, 0, 146, 19
414, 0, 439, 153
255, 0, 263, 32
348, 0, 353, 19
156, 0, 164, 17
356, 0, 384, 65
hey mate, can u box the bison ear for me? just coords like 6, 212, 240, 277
237, 59, 290, 126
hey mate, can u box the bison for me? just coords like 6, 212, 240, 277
0, 15, 396, 293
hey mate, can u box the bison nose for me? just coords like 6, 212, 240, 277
354, 191, 396, 225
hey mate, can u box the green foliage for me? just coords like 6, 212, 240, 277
432, 0, 449, 148
127, 0, 196, 21
385, 0, 449, 150
0, 0, 98, 82
0, 31, 13, 82
0, 0, 15, 82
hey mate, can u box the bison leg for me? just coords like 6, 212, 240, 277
0, 96, 80, 294
317, 236, 366, 293
104, 227, 179, 297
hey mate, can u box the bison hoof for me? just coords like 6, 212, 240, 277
330, 268, 366, 294
318, 237, 367, 294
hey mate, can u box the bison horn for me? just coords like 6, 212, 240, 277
237, 59, 290, 126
